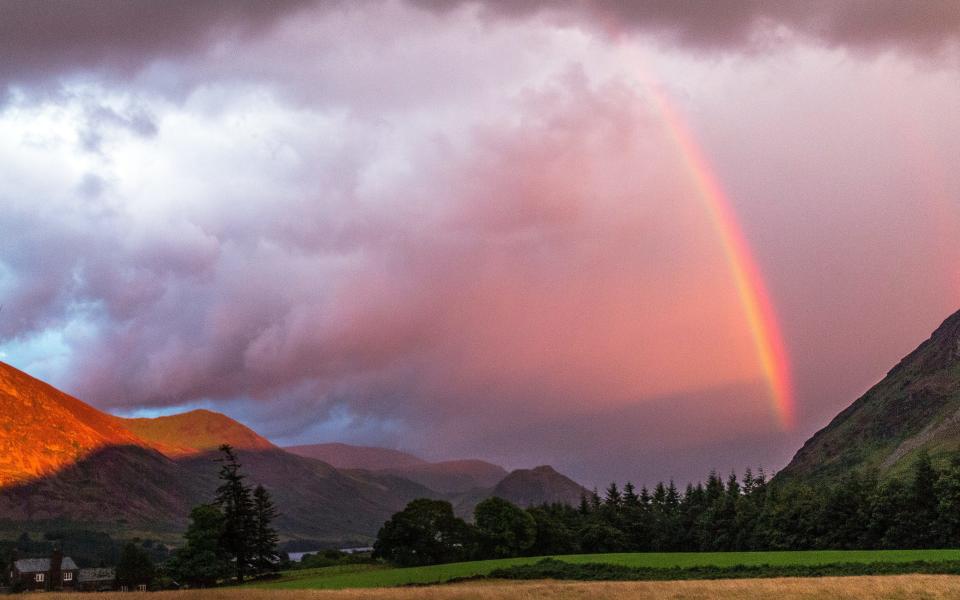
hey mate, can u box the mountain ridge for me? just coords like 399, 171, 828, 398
284, 444, 508, 493
121, 409, 275, 457
778, 308, 960, 482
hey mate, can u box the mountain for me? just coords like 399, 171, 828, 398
285, 442, 426, 471
122, 409, 275, 457
489, 465, 589, 507
285, 444, 508, 493
0, 362, 146, 486
778, 308, 960, 482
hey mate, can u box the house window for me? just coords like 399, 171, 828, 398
63, 571, 73, 581
35, 573, 45, 583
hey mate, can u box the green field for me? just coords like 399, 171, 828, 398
257, 549, 960, 590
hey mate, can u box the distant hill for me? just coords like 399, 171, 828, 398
490, 465, 589, 507
122, 409, 275, 457
285, 442, 426, 471
778, 308, 960, 482
285, 444, 508, 493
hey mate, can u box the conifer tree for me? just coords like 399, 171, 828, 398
252, 485, 281, 575
215, 444, 255, 583
666, 481, 681, 511
604, 482, 623, 510
742, 468, 756, 495
639, 486, 652, 508
589, 488, 602, 512
705, 471, 724, 503
652, 482, 667, 510
908, 452, 940, 547
577, 495, 590, 516
623, 482, 640, 508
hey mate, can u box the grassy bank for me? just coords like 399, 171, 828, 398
256, 549, 960, 589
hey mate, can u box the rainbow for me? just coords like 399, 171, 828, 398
642, 78, 796, 430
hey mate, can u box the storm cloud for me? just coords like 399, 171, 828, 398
414, 0, 960, 54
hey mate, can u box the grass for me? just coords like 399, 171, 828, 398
490, 557, 960, 581
255, 549, 960, 589
41, 576, 960, 600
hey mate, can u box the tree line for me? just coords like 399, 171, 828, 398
374, 452, 960, 566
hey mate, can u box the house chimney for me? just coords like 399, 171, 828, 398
50, 546, 63, 587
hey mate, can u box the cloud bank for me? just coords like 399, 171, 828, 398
1, 1, 959, 485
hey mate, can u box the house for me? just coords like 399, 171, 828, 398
10, 548, 79, 592
78, 567, 117, 592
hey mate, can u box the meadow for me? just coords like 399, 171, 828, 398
40, 576, 960, 600
256, 549, 960, 589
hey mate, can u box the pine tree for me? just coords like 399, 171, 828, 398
251, 485, 280, 575
577, 494, 590, 516
726, 471, 741, 499
623, 482, 640, 508
215, 444, 255, 584
604, 482, 623, 510
652, 482, 667, 510
909, 451, 940, 547
589, 488, 602, 512
756, 466, 767, 486
639, 486, 651, 508
742, 468, 756, 495
705, 471, 724, 503
666, 481, 681, 511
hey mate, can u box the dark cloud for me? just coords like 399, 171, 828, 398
0, 0, 314, 87
413, 0, 960, 55
2, 0, 956, 98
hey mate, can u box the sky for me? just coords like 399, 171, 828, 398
1, 0, 959, 487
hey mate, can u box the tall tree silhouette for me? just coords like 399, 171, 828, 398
215, 444, 254, 584
251, 484, 280, 574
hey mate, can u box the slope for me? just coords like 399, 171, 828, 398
778, 308, 960, 482
0, 361, 146, 485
